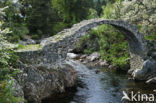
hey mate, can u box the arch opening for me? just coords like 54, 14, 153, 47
66, 19, 147, 70
38, 19, 147, 70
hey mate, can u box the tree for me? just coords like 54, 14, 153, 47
20, 0, 58, 37
0, 7, 23, 103
51, 0, 94, 25
0, 0, 29, 42
119, 0, 156, 41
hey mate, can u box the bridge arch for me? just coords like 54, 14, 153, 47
30, 18, 148, 70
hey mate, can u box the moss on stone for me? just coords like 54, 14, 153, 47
17, 44, 40, 52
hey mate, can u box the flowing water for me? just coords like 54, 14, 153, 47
42, 60, 156, 103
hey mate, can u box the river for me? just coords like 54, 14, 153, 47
42, 60, 156, 103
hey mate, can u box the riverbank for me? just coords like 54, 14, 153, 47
43, 60, 156, 103
67, 52, 129, 71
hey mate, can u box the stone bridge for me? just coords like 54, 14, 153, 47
19, 18, 149, 70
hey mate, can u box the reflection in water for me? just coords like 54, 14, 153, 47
42, 60, 156, 103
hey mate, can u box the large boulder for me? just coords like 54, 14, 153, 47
132, 58, 156, 81
16, 61, 77, 103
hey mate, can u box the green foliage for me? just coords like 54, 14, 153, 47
17, 44, 40, 51
75, 32, 100, 54
98, 25, 129, 68
97, 1, 130, 69
31, 34, 39, 40
52, 22, 68, 35
100, 0, 123, 19
76, 24, 130, 69
21, 0, 56, 37
0, 0, 29, 42
119, 0, 156, 36
16, 0, 94, 39
51, 0, 93, 24
7, 24, 29, 42
75, 0, 130, 69
101, 3, 115, 19
137, 24, 142, 31
87, 8, 98, 19
93, 0, 117, 16
144, 33, 156, 41
0, 11, 22, 102
0, 80, 24, 103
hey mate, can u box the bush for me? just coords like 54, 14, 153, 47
87, 8, 98, 19
75, 32, 100, 54
1, 0, 29, 42
75, 24, 130, 69
144, 33, 156, 41
98, 25, 130, 69
0, 17, 22, 103
75, 0, 130, 69
119, 0, 156, 38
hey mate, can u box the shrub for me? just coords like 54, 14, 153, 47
0, 12, 22, 103
75, 0, 130, 69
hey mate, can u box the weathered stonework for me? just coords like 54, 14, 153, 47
18, 18, 148, 70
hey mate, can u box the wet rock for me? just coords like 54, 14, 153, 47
108, 65, 114, 69
26, 39, 36, 44
79, 59, 84, 62
146, 77, 156, 84
151, 52, 156, 60
99, 60, 109, 67
95, 70, 100, 74
128, 69, 135, 75
128, 78, 134, 80
80, 54, 87, 59
133, 59, 156, 81
87, 52, 100, 61
68, 49, 74, 53
67, 53, 79, 59
82, 60, 88, 64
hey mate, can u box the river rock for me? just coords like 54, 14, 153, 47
151, 52, 156, 60
108, 65, 114, 69
67, 53, 79, 59
68, 49, 74, 53
132, 59, 156, 81
26, 39, 36, 44
80, 54, 87, 59
87, 52, 100, 61
128, 69, 135, 75
99, 60, 109, 67
146, 77, 156, 84
16, 61, 77, 103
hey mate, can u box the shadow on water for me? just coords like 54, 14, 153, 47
42, 60, 156, 103
42, 79, 87, 103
